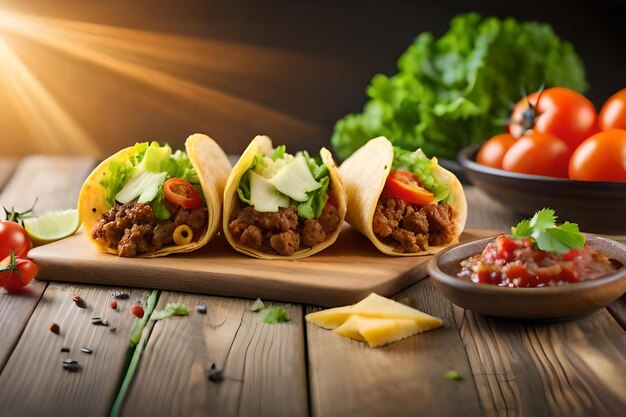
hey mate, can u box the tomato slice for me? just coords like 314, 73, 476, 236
163, 178, 202, 209
382, 170, 435, 206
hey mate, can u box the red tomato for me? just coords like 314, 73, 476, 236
477, 133, 516, 169
163, 178, 202, 209
502, 131, 570, 178
568, 129, 626, 182
0, 253, 38, 292
382, 170, 435, 206
509, 87, 599, 150
0, 221, 32, 259
599, 88, 626, 131
131, 305, 145, 318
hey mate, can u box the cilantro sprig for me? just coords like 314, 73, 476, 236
511, 208, 585, 255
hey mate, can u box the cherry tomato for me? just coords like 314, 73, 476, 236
0, 253, 38, 292
163, 178, 202, 209
509, 87, 599, 150
599, 88, 626, 131
568, 129, 626, 182
477, 133, 516, 169
0, 221, 32, 259
502, 131, 570, 178
382, 170, 435, 206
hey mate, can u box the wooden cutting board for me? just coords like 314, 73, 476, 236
29, 226, 494, 307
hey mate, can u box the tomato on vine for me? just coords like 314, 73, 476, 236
0, 221, 32, 259
509, 87, 599, 150
0, 251, 38, 292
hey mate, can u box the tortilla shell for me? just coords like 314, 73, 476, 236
223, 135, 347, 259
77, 133, 232, 257
338, 136, 467, 256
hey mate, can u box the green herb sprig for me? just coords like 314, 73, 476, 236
511, 208, 585, 255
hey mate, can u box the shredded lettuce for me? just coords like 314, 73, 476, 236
99, 142, 199, 216
331, 13, 588, 161
249, 298, 291, 324
258, 306, 291, 324
149, 187, 171, 221
271, 145, 286, 161
392, 147, 451, 204
100, 161, 135, 207
236, 147, 331, 220
237, 153, 266, 205
250, 298, 266, 312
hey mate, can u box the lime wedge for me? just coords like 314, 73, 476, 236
23, 209, 81, 245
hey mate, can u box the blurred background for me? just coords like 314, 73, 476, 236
0, 0, 624, 158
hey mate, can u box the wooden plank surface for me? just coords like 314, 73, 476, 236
0, 156, 95, 373
464, 187, 521, 232
306, 278, 484, 417
30, 229, 491, 307
457, 307, 626, 417
121, 292, 308, 417
0, 283, 149, 417
0, 155, 94, 213
0, 158, 17, 191
607, 295, 626, 330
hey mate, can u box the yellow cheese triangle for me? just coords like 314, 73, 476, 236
332, 316, 367, 342
335, 315, 442, 347
306, 293, 442, 329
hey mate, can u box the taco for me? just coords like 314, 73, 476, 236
339, 136, 467, 256
78, 133, 231, 257
223, 135, 347, 259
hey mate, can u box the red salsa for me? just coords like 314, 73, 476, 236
458, 235, 617, 287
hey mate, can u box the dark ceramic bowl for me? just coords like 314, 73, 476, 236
428, 235, 626, 319
458, 144, 626, 235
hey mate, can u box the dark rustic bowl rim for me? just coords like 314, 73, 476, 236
458, 144, 626, 190
428, 234, 626, 295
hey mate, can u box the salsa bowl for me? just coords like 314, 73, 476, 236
427, 235, 626, 320
458, 144, 626, 235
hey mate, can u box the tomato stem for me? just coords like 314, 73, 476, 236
3, 198, 38, 226
0, 250, 26, 284
515, 84, 546, 138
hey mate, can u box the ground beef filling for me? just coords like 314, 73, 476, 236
92, 201, 208, 257
228, 202, 341, 256
372, 196, 457, 253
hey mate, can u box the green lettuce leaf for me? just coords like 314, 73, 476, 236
237, 153, 265, 205
100, 142, 199, 210
100, 161, 136, 207
296, 152, 330, 219
331, 13, 588, 161
237, 148, 331, 220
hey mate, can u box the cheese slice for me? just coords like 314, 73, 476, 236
305, 293, 442, 329
306, 293, 443, 348
334, 315, 442, 347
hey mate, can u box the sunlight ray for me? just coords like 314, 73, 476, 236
0, 37, 97, 155
43, 15, 329, 78
0, 10, 320, 136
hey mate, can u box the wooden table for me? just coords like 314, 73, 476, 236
0, 155, 624, 417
